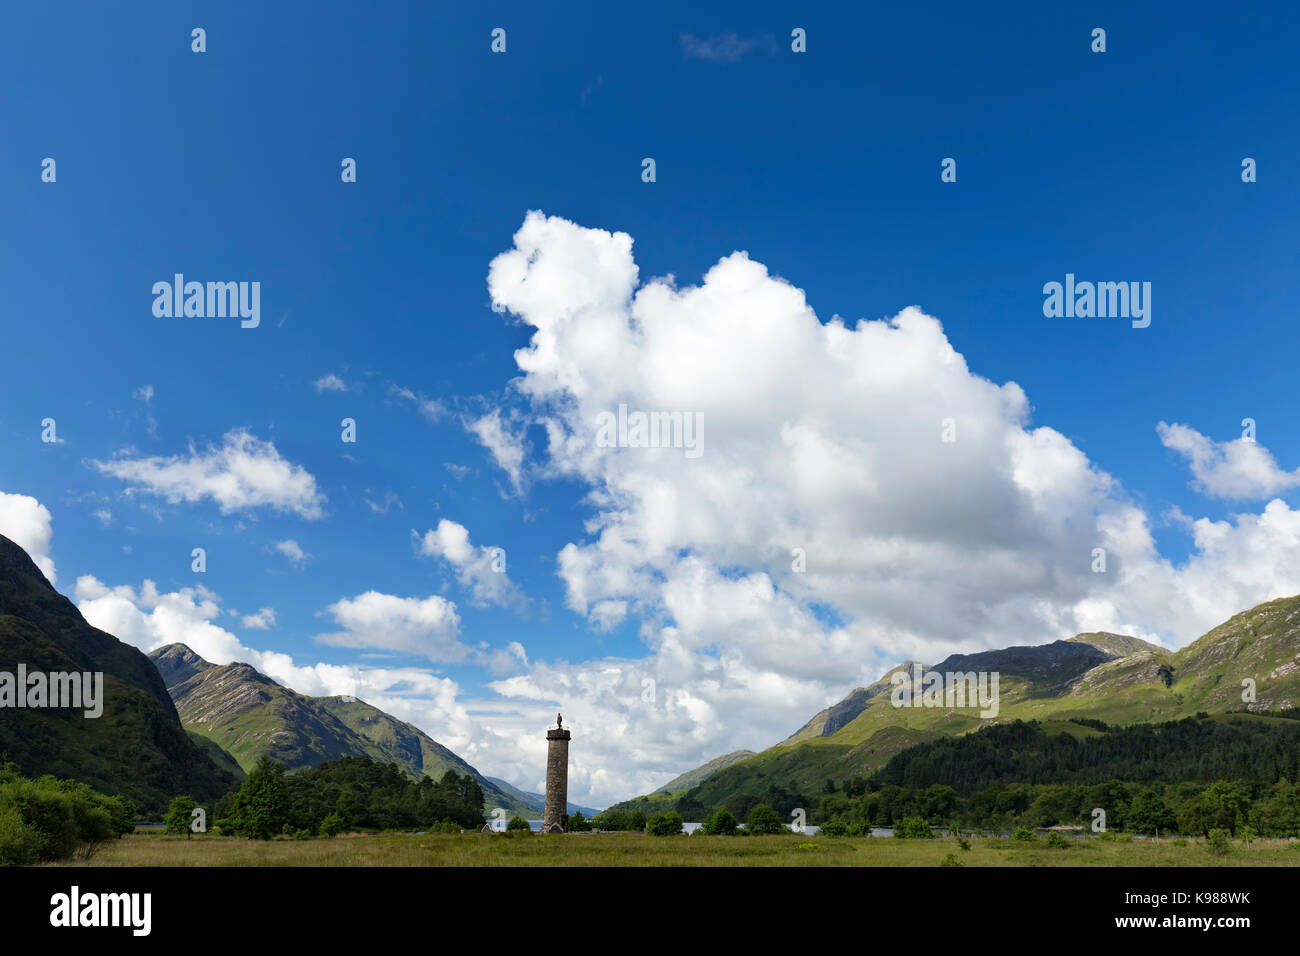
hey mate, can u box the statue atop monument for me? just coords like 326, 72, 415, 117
556, 712, 563, 728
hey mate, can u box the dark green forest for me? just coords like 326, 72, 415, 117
873, 715, 1300, 792
214, 754, 486, 839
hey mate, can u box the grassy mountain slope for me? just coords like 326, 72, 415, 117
656, 599, 1300, 812
148, 643, 535, 814
0, 534, 240, 812
652, 749, 757, 794
602, 748, 760, 817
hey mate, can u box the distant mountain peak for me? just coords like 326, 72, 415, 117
1066, 631, 1169, 658
147, 642, 214, 687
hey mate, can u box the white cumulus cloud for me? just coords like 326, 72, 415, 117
315, 591, 468, 661
414, 518, 522, 608
91, 429, 325, 519
1157, 421, 1300, 500
241, 607, 277, 629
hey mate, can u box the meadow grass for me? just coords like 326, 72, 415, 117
49, 831, 1300, 867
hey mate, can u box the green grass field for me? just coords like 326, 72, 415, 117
51, 831, 1300, 867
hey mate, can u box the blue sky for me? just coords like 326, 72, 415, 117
2, 2, 1299, 806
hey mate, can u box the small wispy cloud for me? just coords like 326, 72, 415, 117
388, 384, 447, 424
363, 490, 404, 514
680, 32, 777, 63
314, 373, 349, 393
465, 408, 527, 495
133, 385, 155, 404
242, 607, 277, 630
274, 539, 309, 567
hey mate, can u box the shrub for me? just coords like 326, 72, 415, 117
941, 853, 964, 867
702, 807, 739, 836
745, 804, 783, 835
567, 812, 592, 832
1012, 827, 1037, 842
0, 774, 115, 863
0, 806, 43, 865
430, 819, 460, 834
1045, 832, 1070, 849
505, 816, 531, 832
819, 819, 849, 838
319, 813, 345, 838
647, 811, 683, 836
1206, 829, 1231, 855
957, 837, 971, 851
895, 817, 934, 839
590, 810, 644, 832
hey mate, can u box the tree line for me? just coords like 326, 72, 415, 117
871, 716, 1300, 792
209, 754, 486, 838
816, 717, 1300, 836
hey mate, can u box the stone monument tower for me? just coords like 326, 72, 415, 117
543, 713, 570, 833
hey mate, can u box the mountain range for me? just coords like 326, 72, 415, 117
147, 643, 598, 817
610, 597, 1300, 814
0, 531, 591, 819
7, 525, 1298, 822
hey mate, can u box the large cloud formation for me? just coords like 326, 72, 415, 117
470, 212, 1300, 802
487, 211, 1159, 666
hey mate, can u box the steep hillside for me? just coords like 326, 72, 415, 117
148, 644, 536, 814
0, 534, 240, 812
652, 749, 757, 794
782, 663, 914, 744
1169, 595, 1300, 712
